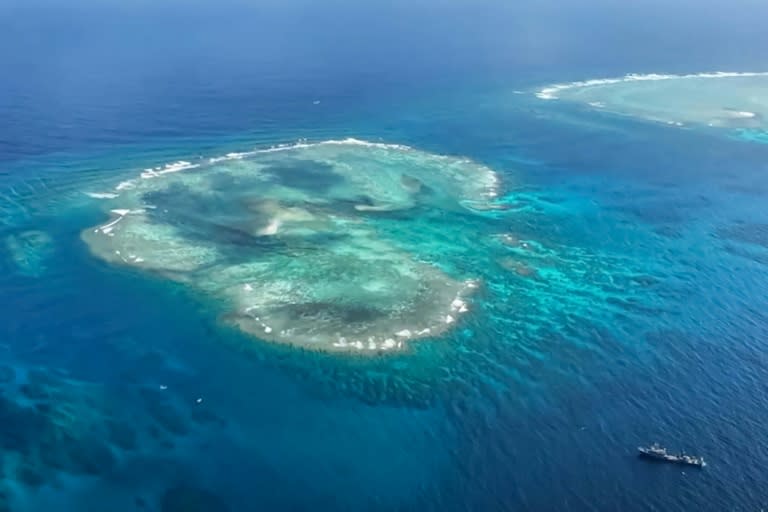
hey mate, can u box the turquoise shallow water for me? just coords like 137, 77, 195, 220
3, 1, 768, 510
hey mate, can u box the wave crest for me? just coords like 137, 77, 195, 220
536, 71, 768, 100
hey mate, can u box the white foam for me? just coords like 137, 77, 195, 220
258, 219, 281, 236
395, 329, 412, 337
536, 71, 768, 100
98, 215, 125, 233
451, 296, 469, 313
116, 180, 135, 191
209, 152, 249, 164
85, 192, 119, 199
96, 209, 142, 234
140, 161, 199, 179
252, 137, 414, 156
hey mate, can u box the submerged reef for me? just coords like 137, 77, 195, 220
83, 139, 498, 353
4, 230, 54, 277
0, 365, 115, 490
0, 359, 229, 507
536, 71, 768, 132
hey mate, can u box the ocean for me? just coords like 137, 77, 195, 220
2, 0, 768, 510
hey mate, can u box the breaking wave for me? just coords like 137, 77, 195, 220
536, 71, 768, 100
533, 71, 768, 133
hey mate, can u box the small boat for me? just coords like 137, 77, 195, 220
638, 443, 706, 467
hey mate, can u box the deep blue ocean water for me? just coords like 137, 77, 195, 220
2, 1, 768, 510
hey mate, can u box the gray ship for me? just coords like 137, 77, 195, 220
638, 443, 706, 467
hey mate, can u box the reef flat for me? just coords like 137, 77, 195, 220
536, 71, 768, 138
82, 139, 500, 353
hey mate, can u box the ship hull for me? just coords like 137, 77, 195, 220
638, 450, 705, 467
